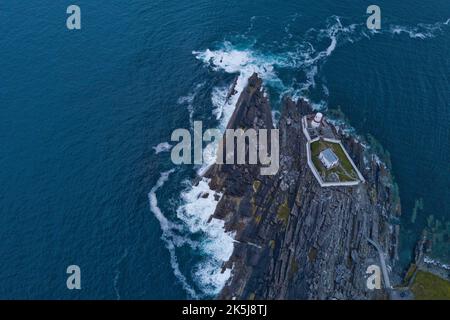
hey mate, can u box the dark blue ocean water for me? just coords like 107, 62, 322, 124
0, 1, 449, 299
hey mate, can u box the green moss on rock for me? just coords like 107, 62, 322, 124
253, 180, 261, 193
269, 240, 276, 250
277, 198, 290, 224
410, 270, 450, 300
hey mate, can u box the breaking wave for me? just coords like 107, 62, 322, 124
148, 170, 199, 298
177, 82, 205, 129
193, 16, 364, 105
389, 18, 450, 39
193, 41, 285, 174
149, 170, 235, 297
176, 178, 235, 295
152, 142, 172, 154
149, 15, 449, 298
424, 256, 450, 271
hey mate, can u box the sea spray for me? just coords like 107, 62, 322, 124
152, 14, 450, 298
149, 171, 235, 296
152, 142, 172, 154
148, 169, 198, 298
177, 178, 234, 295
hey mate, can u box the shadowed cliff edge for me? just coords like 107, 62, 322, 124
204, 73, 401, 300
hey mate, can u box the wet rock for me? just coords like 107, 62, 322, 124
203, 73, 401, 300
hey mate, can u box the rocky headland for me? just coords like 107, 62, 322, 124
204, 73, 401, 300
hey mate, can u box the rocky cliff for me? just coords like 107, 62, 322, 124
205, 73, 401, 300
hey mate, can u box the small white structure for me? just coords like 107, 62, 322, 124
319, 148, 339, 169
311, 112, 323, 128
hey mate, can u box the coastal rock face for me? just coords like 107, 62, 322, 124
205, 74, 401, 300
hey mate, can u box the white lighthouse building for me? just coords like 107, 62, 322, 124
319, 148, 339, 169
311, 112, 323, 129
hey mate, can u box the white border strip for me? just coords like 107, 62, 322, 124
302, 115, 365, 187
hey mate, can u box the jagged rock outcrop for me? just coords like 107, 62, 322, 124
205, 73, 401, 300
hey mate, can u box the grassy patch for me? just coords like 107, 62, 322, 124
250, 196, 257, 215
269, 240, 276, 250
277, 198, 290, 224
310, 139, 358, 182
253, 180, 261, 193
410, 270, 450, 300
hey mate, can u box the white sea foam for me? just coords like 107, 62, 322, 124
390, 25, 430, 39
193, 260, 232, 296
177, 43, 288, 293
311, 100, 327, 111
113, 248, 129, 300
152, 142, 172, 154
152, 71, 242, 294
177, 178, 235, 294
178, 82, 205, 128
389, 18, 450, 39
211, 86, 229, 121
302, 17, 359, 66
193, 41, 287, 93
279, 16, 362, 102
194, 42, 285, 175
153, 15, 450, 298
149, 170, 235, 297
194, 16, 365, 111
322, 84, 329, 97
148, 170, 198, 298
424, 256, 450, 270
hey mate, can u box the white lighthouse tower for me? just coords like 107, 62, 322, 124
311, 112, 323, 129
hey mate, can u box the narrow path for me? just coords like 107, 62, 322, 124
367, 238, 392, 289
233, 239, 262, 249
